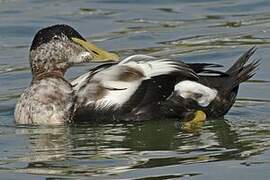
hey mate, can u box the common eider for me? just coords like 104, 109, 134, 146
15, 24, 118, 125
72, 47, 259, 122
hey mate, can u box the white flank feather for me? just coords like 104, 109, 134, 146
174, 80, 217, 107
91, 56, 183, 109
93, 80, 142, 109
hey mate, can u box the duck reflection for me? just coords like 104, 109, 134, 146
15, 126, 72, 175
18, 118, 263, 176
16, 127, 71, 161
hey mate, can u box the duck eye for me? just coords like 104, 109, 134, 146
52, 35, 60, 40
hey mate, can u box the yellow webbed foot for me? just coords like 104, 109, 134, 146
181, 110, 207, 132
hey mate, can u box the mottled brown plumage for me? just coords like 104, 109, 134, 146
15, 24, 117, 125
15, 76, 74, 124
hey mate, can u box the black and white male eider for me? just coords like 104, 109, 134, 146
72, 47, 259, 121
15, 24, 118, 125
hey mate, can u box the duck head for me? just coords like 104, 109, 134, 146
29, 24, 119, 77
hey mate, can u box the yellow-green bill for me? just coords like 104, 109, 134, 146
72, 37, 119, 62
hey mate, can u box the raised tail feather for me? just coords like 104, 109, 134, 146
226, 47, 260, 89
226, 46, 257, 74
231, 59, 260, 88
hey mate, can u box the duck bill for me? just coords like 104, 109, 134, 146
72, 37, 119, 62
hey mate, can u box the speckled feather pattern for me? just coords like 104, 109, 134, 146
30, 36, 90, 76
15, 25, 93, 125
15, 38, 83, 125
15, 77, 74, 125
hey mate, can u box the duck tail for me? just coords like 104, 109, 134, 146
226, 47, 260, 89
226, 47, 256, 74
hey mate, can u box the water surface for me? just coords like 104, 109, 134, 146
0, 0, 270, 179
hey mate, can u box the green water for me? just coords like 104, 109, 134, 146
0, 0, 270, 179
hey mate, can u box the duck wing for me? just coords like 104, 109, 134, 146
72, 55, 197, 121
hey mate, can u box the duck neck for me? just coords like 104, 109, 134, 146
32, 69, 66, 82
29, 45, 70, 81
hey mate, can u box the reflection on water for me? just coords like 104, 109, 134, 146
0, 118, 269, 179
0, 0, 270, 179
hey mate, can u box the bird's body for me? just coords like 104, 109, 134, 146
72, 48, 259, 122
